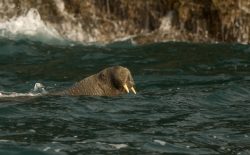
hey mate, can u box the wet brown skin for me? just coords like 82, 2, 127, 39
56, 66, 136, 96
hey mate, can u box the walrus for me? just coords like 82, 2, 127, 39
53, 66, 136, 96
0, 66, 135, 99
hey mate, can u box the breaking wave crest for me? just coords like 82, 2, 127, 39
0, 9, 65, 44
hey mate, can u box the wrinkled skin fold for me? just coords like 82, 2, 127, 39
56, 66, 136, 96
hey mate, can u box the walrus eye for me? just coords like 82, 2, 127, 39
99, 72, 106, 81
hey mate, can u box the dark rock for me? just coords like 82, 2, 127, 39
0, 0, 249, 44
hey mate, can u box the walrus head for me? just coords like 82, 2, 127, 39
62, 66, 136, 96
97, 66, 136, 95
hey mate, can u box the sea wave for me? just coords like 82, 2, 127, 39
0, 9, 66, 44
0, 7, 133, 45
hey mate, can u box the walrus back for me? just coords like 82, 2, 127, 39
60, 75, 105, 96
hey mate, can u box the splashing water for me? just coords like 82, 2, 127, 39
0, 83, 47, 98
33, 83, 47, 94
0, 8, 62, 43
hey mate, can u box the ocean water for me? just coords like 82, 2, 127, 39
0, 38, 250, 155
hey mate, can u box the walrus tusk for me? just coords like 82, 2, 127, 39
131, 87, 136, 94
123, 84, 129, 93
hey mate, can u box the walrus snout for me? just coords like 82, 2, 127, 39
122, 75, 136, 94
111, 66, 136, 94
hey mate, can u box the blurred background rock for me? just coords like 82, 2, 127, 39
0, 0, 249, 44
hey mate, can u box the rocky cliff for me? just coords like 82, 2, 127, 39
0, 0, 249, 44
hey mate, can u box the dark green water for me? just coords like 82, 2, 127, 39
0, 38, 250, 155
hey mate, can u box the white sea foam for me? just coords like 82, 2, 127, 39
0, 92, 42, 98
109, 144, 128, 149
43, 147, 51, 152
33, 83, 47, 94
0, 5, 132, 45
54, 149, 61, 152
153, 139, 166, 146
0, 139, 9, 142
0, 83, 47, 98
0, 8, 62, 43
